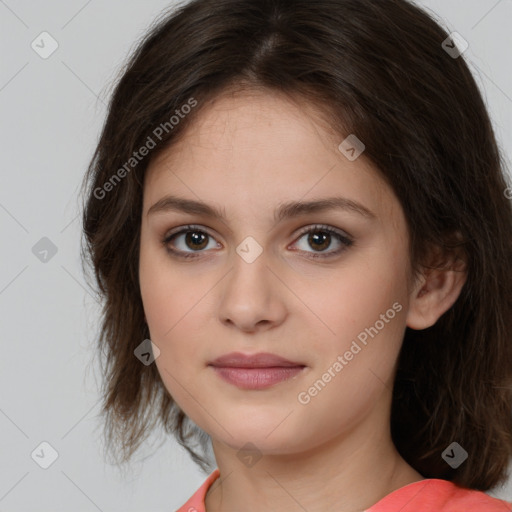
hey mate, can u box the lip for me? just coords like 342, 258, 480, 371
208, 352, 306, 390
209, 351, 304, 368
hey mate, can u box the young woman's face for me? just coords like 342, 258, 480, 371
139, 89, 415, 456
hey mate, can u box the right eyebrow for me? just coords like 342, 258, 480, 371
147, 194, 377, 223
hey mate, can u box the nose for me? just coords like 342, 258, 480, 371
217, 249, 288, 333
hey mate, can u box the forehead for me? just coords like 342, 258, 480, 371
143, 89, 401, 225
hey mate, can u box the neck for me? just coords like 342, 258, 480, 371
204, 403, 424, 512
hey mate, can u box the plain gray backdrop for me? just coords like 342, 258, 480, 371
1, 1, 511, 510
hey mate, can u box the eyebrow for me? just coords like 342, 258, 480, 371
147, 194, 376, 222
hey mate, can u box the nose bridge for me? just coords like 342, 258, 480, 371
227, 238, 272, 302
217, 236, 286, 330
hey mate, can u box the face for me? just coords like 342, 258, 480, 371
139, 89, 414, 456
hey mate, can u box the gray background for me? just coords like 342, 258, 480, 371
1, 1, 511, 510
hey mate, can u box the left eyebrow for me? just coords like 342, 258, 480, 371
147, 194, 376, 222
274, 196, 376, 222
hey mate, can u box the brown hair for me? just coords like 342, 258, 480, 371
80, 0, 512, 490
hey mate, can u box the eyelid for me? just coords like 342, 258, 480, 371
164, 223, 213, 238
162, 224, 219, 249
163, 223, 353, 243
162, 223, 354, 259
292, 223, 354, 244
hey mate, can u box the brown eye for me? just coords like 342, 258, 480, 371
292, 224, 353, 259
163, 225, 220, 259
307, 231, 332, 252
183, 230, 209, 250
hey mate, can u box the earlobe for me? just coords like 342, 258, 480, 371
406, 251, 467, 330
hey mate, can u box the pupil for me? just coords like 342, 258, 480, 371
186, 231, 207, 250
309, 232, 330, 251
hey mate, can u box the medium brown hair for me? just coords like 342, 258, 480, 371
80, 0, 512, 490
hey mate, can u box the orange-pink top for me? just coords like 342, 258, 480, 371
176, 468, 512, 512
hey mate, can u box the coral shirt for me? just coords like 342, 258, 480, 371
176, 468, 512, 511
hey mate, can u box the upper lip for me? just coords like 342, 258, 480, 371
209, 352, 305, 368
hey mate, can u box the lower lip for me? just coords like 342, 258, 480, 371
210, 366, 305, 390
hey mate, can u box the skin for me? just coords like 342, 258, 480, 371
139, 88, 467, 512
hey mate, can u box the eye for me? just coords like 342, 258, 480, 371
162, 224, 220, 259
162, 223, 354, 260
291, 224, 353, 259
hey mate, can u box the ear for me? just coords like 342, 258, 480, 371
406, 238, 467, 330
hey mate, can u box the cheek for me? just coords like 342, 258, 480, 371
140, 263, 209, 410
139, 248, 213, 373
138, 250, 212, 430
140, 243, 183, 346
299, 257, 406, 343
141, 274, 204, 356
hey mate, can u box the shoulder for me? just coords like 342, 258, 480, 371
175, 468, 220, 512
441, 482, 512, 512
368, 478, 512, 512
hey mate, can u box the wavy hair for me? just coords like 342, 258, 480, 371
80, 0, 512, 489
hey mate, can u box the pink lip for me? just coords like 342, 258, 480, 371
209, 351, 303, 368
208, 352, 306, 390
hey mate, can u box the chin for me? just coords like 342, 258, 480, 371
213, 422, 301, 453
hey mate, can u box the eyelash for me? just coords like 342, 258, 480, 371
161, 224, 354, 260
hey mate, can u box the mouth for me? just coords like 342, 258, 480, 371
208, 352, 306, 390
